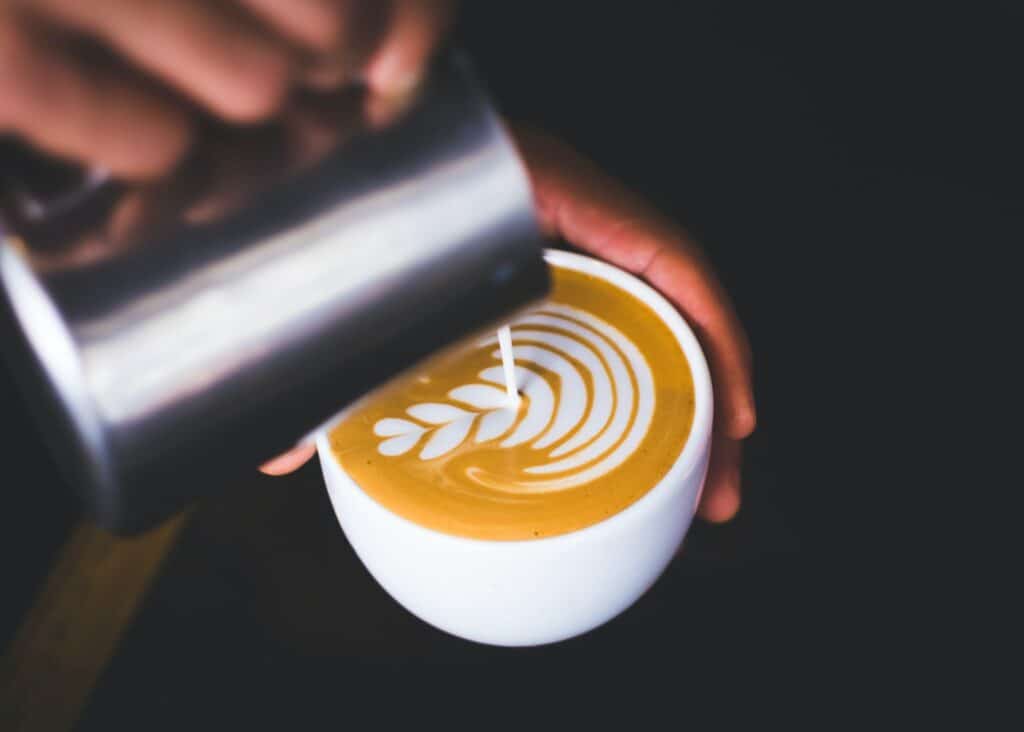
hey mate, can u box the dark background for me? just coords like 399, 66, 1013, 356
2, 0, 1016, 721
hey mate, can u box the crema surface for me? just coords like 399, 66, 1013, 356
329, 264, 694, 540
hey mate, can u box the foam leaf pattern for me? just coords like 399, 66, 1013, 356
407, 403, 472, 424
476, 408, 517, 443
420, 417, 475, 460
372, 386, 518, 459
370, 303, 656, 487
378, 432, 425, 456
374, 418, 423, 437
449, 384, 508, 410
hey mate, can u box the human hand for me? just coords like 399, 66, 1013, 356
262, 127, 756, 524
0, 0, 455, 177
512, 128, 756, 523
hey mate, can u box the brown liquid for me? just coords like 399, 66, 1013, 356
329, 264, 694, 540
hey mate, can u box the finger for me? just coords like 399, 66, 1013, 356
0, 18, 191, 177
235, 0, 385, 90
259, 443, 317, 476
364, 0, 454, 98
515, 128, 756, 441
31, 0, 294, 122
698, 436, 742, 523
235, 0, 356, 53
644, 249, 756, 440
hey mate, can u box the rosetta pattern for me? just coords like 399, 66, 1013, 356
372, 303, 656, 492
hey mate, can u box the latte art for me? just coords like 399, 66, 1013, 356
371, 302, 655, 495
329, 262, 695, 540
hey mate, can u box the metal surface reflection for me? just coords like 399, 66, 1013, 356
0, 53, 549, 532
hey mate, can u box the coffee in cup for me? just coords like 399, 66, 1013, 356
328, 257, 695, 540
318, 249, 713, 645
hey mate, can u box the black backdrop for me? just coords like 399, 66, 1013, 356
2, 0, 1016, 721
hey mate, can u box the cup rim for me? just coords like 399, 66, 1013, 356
317, 247, 714, 548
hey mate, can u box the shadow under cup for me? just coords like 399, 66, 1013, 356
316, 249, 713, 646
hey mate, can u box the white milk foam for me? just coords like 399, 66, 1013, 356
370, 302, 655, 494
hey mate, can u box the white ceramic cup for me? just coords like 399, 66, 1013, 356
316, 249, 713, 646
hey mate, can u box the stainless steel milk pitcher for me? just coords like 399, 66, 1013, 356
0, 52, 549, 533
